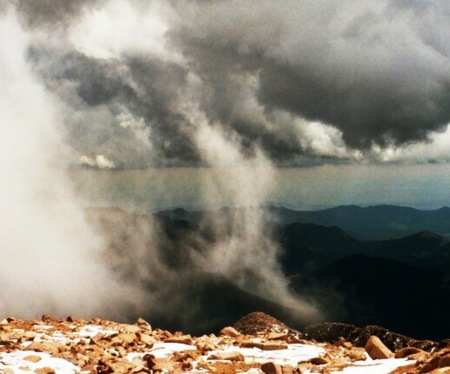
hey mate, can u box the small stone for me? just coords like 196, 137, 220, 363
428, 369, 450, 374
327, 358, 350, 371
27, 342, 59, 355
74, 353, 90, 366
41, 315, 55, 323
147, 358, 181, 372
409, 351, 430, 363
208, 351, 245, 361
112, 332, 138, 346
267, 332, 289, 341
220, 326, 240, 337
23, 355, 42, 363
440, 355, 450, 368
420, 356, 441, 373
261, 361, 283, 374
239, 340, 288, 350
121, 324, 140, 334
80, 364, 97, 373
0, 368, 14, 374
296, 362, 314, 372
136, 332, 155, 346
343, 342, 353, 349
395, 347, 427, 358
165, 335, 194, 345
136, 318, 152, 332
281, 364, 294, 374
365, 335, 394, 360
258, 342, 288, 350
346, 348, 367, 361
34, 368, 55, 374
309, 356, 331, 365
105, 358, 134, 373
131, 357, 146, 372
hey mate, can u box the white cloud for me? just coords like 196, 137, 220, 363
69, 0, 183, 63
296, 120, 351, 158
117, 110, 152, 149
79, 154, 115, 169
373, 124, 450, 163
0, 7, 138, 319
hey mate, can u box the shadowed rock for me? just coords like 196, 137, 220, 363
305, 322, 438, 352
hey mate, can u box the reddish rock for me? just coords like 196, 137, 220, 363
208, 351, 245, 361
346, 348, 367, 361
136, 331, 155, 346
220, 326, 240, 337
233, 312, 290, 335
306, 322, 438, 352
281, 365, 294, 374
365, 335, 394, 359
35, 368, 55, 374
410, 351, 431, 363
440, 355, 450, 368
309, 356, 331, 365
267, 332, 290, 341
261, 361, 283, 374
135, 318, 152, 332
164, 334, 194, 345
420, 356, 441, 373
240, 340, 288, 350
428, 369, 450, 374
396, 347, 428, 358
23, 355, 42, 363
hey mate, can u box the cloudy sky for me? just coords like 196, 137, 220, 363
2, 0, 450, 323
3, 0, 450, 169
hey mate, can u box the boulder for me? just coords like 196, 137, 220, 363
365, 335, 394, 359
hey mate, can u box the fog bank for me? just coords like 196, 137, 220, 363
0, 8, 142, 320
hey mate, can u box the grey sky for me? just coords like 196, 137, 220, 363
10, 0, 450, 168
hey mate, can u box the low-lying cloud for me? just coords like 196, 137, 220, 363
0, 7, 143, 320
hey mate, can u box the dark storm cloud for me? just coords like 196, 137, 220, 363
260, 1, 450, 149
169, 13, 309, 160
124, 57, 200, 162
15, 0, 106, 28
29, 42, 200, 164
20, 0, 450, 165
171, 0, 450, 153
257, 59, 450, 149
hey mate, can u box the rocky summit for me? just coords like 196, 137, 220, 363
0, 312, 448, 373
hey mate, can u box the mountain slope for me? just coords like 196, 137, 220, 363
363, 231, 450, 267
308, 254, 450, 340
270, 205, 450, 240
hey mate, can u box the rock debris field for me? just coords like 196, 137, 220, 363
0, 312, 449, 373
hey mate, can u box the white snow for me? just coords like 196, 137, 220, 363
0, 350, 80, 373
333, 357, 412, 373
127, 341, 198, 361
0, 322, 416, 374
126, 340, 413, 374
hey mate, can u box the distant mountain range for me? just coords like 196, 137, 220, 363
269, 204, 450, 240
157, 204, 450, 240
87, 205, 450, 341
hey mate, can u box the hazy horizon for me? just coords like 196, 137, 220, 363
70, 163, 450, 213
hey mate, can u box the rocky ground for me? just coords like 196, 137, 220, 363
0, 312, 448, 373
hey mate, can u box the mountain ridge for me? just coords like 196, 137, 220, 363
87, 205, 450, 341
157, 204, 450, 240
